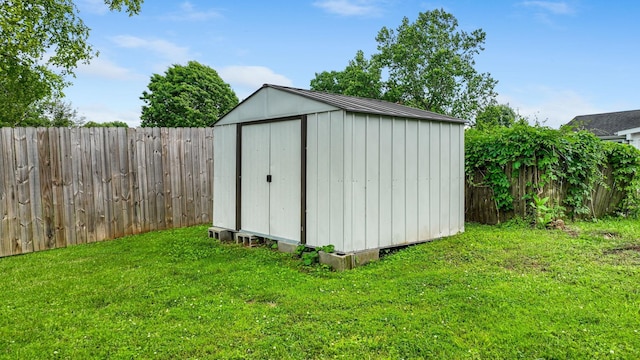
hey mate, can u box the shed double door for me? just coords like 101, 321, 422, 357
241, 120, 301, 241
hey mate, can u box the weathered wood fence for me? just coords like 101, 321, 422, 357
465, 163, 627, 224
0, 127, 214, 258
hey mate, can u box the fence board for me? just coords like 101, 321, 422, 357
26, 128, 42, 251
152, 127, 165, 230
161, 128, 173, 228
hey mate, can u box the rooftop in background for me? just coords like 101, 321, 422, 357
566, 109, 640, 136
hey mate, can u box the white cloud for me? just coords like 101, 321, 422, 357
163, 1, 222, 21
313, 0, 383, 17
76, 57, 144, 81
521, 1, 575, 15
77, 104, 141, 127
498, 87, 601, 129
110, 35, 191, 64
219, 65, 293, 98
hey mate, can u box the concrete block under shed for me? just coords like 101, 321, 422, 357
234, 232, 261, 247
277, 241, 299, 254
319, 251, 354, 271
353, 249, 380, 266
319, 249, 380, 271
208, 227, 234, 242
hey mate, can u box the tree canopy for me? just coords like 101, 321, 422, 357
0, 0, 143, 125
140, 61, 239, 127
84, 121, 128, 128
310, 50, 383, 99
310, 9, 497, 120
474, 104, 519, 131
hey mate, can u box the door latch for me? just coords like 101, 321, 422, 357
266, 174, 272, 183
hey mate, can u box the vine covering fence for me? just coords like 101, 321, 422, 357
0, 127, 214, 258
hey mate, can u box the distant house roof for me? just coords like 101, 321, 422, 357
566, 109, 640, 136
265, 84, 466, 123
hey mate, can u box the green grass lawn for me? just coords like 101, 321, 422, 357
1, 219, 639, 359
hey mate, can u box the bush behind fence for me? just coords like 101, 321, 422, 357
0, 127, 214, 258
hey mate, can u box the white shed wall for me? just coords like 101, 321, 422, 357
306, 112, 464, 253
212, 124, 237, 230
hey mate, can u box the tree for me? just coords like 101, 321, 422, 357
309, 9, 497, 120
140, 61, 239, 127
0, 0, 143, 124
3, 97, 85, 127
310, 50, 383, 99
474, 104, 518, 131
84, 121, 128, 128
376, 9, 497, 119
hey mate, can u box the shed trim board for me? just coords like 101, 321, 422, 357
212, 84, 466, 254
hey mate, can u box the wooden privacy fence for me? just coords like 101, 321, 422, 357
0, 127, 214, 258
465, 163, 626, 224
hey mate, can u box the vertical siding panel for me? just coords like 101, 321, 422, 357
439, 124, 451, 236
378, 117, 393, 247
329, 111, 345, 251
351, 115, 367, 251
305, 114, 319, 246
342, 113, 353, 252
459, 126, 465, 233
405, 120, 419, 243
449, 125, 463, 234
365, 116, 380, 250
417, 121, 431, 240
315, 112, 331, 248
212, 125, 236, 229
391, 118, 406, 245
200, 128, 211, 223
429, 122, 441, 237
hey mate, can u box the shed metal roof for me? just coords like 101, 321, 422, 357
260, 84, 466, 123
566, 109, 640, 136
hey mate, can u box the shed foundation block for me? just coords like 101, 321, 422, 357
353, 249, 380, 266
234, 232, 261, 247
319, 251, 354, 271
208, 227, 234, 242
277, 241, 299, 254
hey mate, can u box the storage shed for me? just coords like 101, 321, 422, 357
212, 84, 466, 254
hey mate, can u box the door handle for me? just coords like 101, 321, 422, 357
266, 174, 272, 183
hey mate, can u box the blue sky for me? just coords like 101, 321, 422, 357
66, 0, 640, 128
